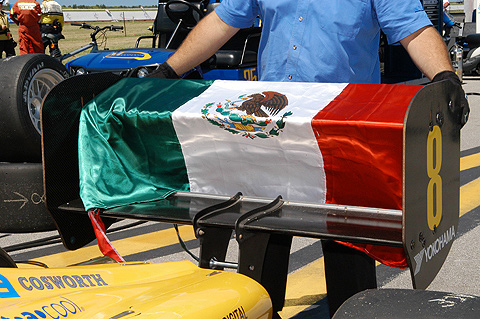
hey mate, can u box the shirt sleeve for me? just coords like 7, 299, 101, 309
214, 0, 259, 29
374, 0, 432, 44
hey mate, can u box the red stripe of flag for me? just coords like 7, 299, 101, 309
312, 83, 422, 268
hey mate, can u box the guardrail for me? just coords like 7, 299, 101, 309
63, 9, 156, 22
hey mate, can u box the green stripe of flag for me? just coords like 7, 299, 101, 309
79, 78, 214, 210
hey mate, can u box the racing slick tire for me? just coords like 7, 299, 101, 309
332, 288, 480, 319
0, 54, 68, 163
0, 162, 56, 233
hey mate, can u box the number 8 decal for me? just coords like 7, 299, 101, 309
427, 125, 442, 230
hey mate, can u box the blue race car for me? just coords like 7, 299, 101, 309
65, 0, 260, 81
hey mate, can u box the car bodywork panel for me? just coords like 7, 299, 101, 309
0, 261, 272, 318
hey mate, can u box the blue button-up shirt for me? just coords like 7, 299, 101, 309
215, 0, 432, 83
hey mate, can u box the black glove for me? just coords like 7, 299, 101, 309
146, 62, 180, 79
432, 70, 469, 127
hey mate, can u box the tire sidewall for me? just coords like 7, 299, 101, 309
17, 54, 69, 146
0, 54, 68, 162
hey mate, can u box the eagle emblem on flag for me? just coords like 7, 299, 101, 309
201, 91, 292, 139
235, 91, 288, 117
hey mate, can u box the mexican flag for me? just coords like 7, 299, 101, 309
78, 78, 422, 267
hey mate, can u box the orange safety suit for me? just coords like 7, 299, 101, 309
10, 0, 43, 54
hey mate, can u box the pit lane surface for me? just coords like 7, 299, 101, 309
1, 76, 480, 318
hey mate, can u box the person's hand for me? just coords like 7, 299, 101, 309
432, 70, 469, 127
1, 25, 6, 30
146, 62, 180, 79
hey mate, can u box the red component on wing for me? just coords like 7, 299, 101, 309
88, 209, 126, 263
312, 83, 422, 268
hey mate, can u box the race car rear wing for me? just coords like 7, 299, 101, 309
41, 73, 461, 311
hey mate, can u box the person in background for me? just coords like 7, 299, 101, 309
442, 0, 460, 38
10, 0, 43, 54
39, 0, 64, 58
0, 0, 16, 58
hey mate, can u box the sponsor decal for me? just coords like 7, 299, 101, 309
23, 62, 44, 103
0, 296, 82, 319
105, 51, 151, 60
413, 225, 455, 276
428, 293, 477, 308
202, 91, 291, 139
243, 68, 257, 81
0, 274, 19, 298
17, 3, 38, 10
222, 306, 247, 319
18, 274, 108, 291
426, 125, 443, 231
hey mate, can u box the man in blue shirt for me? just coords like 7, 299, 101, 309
152, 0, 468, 125
214, 0, 436, 84
158, 0, 446, 82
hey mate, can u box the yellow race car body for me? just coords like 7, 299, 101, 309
0, 261, 272, 318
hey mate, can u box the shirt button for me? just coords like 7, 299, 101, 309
293, 45, 297, 50
288, 75, 292, 80
299, 16, 303, 22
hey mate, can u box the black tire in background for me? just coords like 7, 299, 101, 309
0, 162, 56, 233
332, 289, 480, 319
0, 54, 68, 163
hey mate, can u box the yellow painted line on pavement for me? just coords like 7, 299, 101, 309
461, 152, 480, 171
26, 225, 196, 268
278, 258, 327, 318
459, 152, 480, 217
460, 177, 480, 216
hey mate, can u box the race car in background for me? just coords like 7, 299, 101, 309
65, 0, 260, 81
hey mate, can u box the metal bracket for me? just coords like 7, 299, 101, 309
234, 196, 291, 312
235, 195, 284, 242
193, 192, 242, 270
193, 192, 242, 235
